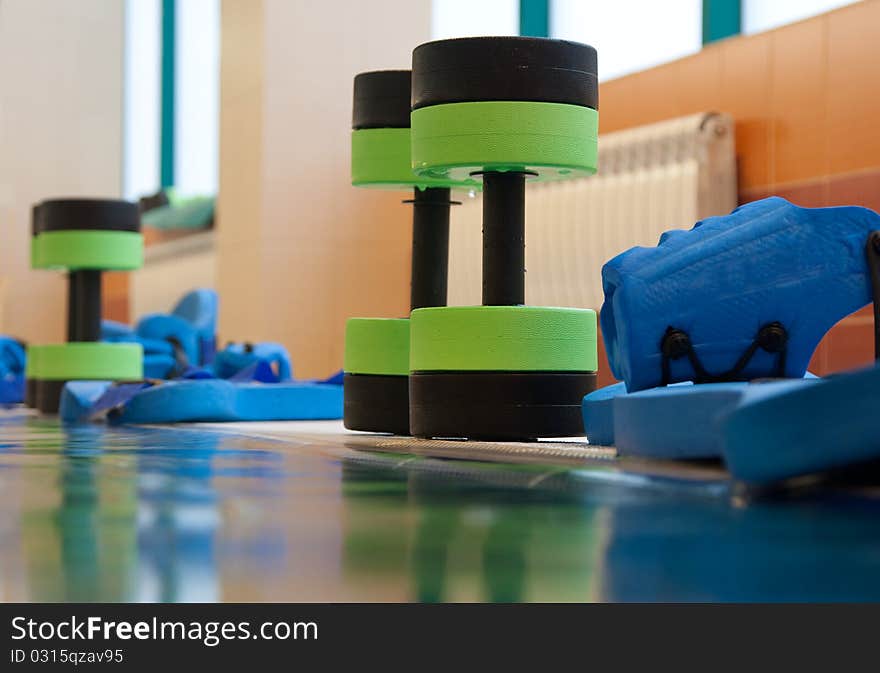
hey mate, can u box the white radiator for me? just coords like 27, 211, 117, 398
447, 112, 737, 309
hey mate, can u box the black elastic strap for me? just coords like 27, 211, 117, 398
660, 322, 788, 386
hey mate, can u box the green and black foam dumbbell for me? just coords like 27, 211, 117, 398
408, 37, 599, 441
343, 70, 478, 435
26, 199, 144, 413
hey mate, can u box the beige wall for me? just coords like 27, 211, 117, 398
0, 0, 124, 341
218, 0, 431, 378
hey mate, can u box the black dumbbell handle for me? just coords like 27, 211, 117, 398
67, 269, 101, 342
410, 187, 453, 311
482, 171, 526, 306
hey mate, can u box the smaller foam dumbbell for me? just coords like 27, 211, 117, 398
27, 199, 144, 413
343, 70, 478, 435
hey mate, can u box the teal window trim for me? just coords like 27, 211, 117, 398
160, 0, 176, 188
520, 0, 549, 38
702, 0, 741, 44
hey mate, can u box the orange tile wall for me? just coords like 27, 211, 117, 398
595, 0, 880, 386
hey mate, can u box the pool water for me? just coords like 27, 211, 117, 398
1, 410, 880, 602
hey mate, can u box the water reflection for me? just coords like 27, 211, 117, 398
2, 413, 880, 602
341, 460, 600, 602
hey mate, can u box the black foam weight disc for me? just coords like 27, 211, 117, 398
409, 371, 597, 441
24, 378, 36, 408
34, 379, 68, 415
33, 198, 140, 236
352, 70, 412, 130
343, 373, 410, 435
411, 37, 598, 111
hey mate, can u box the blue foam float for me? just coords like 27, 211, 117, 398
584, 375, 817, 457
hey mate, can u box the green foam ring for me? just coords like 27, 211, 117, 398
411, 101, 598, 182
32, 230, 143, 271
410, 305, 597, 372
28, 343, 143, 380
344, 317, 410, 376
350, 128, 480, 190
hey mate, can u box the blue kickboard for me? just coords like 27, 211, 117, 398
61, 379, 343, 424
111, 379, 342, 424
722, 365, 880, 485
601, 198, 880, 392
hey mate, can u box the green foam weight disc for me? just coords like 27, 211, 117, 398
344, 318, 410, 376
24, 345, 41, 378
351, 128, 480, 190
32, 230, 143, 270
29, 343, 143, 380
411, 101, 598, 182
410, 305, 597, 372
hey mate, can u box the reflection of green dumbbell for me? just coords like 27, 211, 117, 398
343, 70, 478, 435
28, 199, 144, 413
408, 37, 599, 441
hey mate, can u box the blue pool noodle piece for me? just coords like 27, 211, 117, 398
601, 197, 880, 392
111, 379, 342, 424
722, 365, 880, 485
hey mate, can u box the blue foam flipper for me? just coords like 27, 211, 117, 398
722, 365, 880, 485
601, 197, 880, 392
110, 379, 343, 424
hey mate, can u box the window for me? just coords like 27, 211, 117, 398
743, 0, 861, 34
551, 0, 702, 81
123, 0, 219, 201
431, 0, 519, 39
123, 0, 161, 201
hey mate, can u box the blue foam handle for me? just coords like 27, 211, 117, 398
100, 319, 135, 340
723, 365, 880, 485
213, 342, 293, 381
137, 314, 200, 367
601, 198, 880, 392
110, 379, 343, 424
